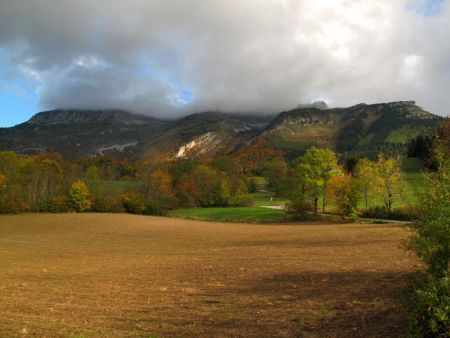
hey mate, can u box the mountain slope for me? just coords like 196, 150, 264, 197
0, 109, 171, 158
0, 102, 443, 159
262, 101, 442, 158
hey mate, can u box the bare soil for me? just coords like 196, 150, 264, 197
0, 213, 419, 337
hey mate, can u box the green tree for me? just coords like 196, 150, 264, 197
296, 147, 341, 213
411, 149, 450, 279
69, 180, 91, 212
408, 148, 450, 336
264, 157, 288, 197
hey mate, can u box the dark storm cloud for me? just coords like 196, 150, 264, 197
0, 0, 448, 117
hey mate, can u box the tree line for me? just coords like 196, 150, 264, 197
0, 152, 255, 215
0, 119, 448, 219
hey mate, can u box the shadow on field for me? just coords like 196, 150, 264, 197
236, 270, 414, 337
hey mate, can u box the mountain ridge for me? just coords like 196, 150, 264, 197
0, 101, 443, 159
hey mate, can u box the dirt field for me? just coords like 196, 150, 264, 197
0, 214, 419, 337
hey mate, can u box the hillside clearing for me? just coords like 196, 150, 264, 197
0, 213, 419, 337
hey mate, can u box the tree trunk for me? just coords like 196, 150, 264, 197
365, 185, 368, 209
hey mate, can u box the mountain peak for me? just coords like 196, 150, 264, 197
297, 101, 329, 110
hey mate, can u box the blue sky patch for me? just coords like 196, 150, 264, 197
406, 0, 445, 16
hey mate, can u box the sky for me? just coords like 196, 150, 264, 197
0, 0, 449, 127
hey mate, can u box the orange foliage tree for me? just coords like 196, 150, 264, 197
142, 170, 178, 212
233, 139, 283, 175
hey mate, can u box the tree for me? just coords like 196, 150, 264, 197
233, 139, 283, 175
408, 147, 450, 336
0, 172, 5, 190
209, 156, 242, 177
377, 154, 404, 213
354, 158, 382, 209
23, 157, 63, 210
327, 174, 359, 219
411, 148, 450, 279
296, 147, 341, 213
69, 180, 91, 212
176, 165, 233, 207
264, 157, 289, 197
141, 170, 178, 212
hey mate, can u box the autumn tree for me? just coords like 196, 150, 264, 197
23, 157, 63, 210
0, 152, 27, 213
176, 165, 233, 207
354, 159, 382, 209
69, 180, 91, 212
327, 174, 359, 219
233, 139, 283, 175
141, 170, 178, 212
377, 154, 404, 213
209, 156, 242, 177
296, 147, 341, 213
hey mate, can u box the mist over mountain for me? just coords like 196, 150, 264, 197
0, 101, 442, 160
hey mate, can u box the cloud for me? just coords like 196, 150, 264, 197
0, 0, 448, 117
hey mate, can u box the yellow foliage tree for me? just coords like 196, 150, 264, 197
377, 154, 405, 213
69, 180, 91, 212
354, 159, 382, 209
327, 174, 358, 219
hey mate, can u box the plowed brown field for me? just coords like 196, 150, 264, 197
0, 213, 419, 337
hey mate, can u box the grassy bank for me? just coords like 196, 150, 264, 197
168, 206, 287, 223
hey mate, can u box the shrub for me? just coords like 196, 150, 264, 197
286, 192, 312, 220
230, 194, 254, 207
121, 191, 147, 215
91, 196, 122, 213
40, 196, 70, 213
246, 177, 260, 193
410, 275, 450, 337
408, 147, 450, 336
0, 191, 27, 214
359, 205, 418, 221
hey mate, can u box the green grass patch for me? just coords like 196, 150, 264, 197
251, 191, 288, 207
168, 207, 287, 223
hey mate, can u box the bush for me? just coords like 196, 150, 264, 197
121, 191, 147, 215
359, 205, 418, 221
410, 274, 450, 337
91, 196, 122, 213
286, 192, 312, 220
0, 192, 27, 214
408, 147, 450, 336
39, 196, 71, 213
229, 194, 254, 207
246, 177, 260, 193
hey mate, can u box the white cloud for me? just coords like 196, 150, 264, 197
0, 0, 448, 116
